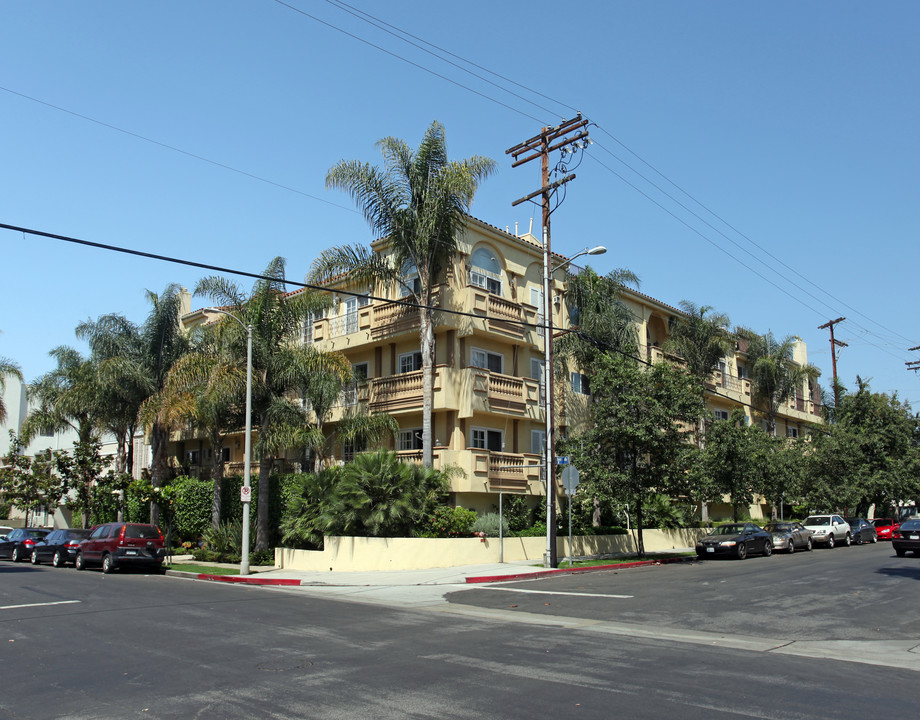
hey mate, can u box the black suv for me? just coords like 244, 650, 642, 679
75, 523, 165, 573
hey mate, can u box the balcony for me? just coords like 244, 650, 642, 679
368, 369, 442, 413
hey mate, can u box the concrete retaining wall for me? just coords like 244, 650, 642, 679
274, 528, 704, 572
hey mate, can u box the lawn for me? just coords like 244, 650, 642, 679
164, 563, 240, 576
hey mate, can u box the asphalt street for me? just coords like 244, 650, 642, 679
1, 541, 918, 719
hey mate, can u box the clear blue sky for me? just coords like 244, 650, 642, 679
2, 1, 918, 405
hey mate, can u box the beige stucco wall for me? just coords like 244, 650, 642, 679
274, 528, 704, 572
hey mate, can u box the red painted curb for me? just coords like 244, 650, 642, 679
195, 573, 302, 586
464, 556, 691, 584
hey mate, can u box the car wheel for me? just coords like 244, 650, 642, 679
895, 548, 906, 557
827, 534, 835, 549
75, 552, 85, 571
855, 533, 863, 545
871, 535, 877, 544
11, 547, 21, 563
805, 537, 813, 551
52, 550, 65, 568
844, 533, 852, 547
763, 541, 772, 557
30, 551, 40, 565
787, 539, 795, 554
736, 543, 747, 560
101, 554, 115, 574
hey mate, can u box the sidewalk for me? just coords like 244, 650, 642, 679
164, 551, 695, 588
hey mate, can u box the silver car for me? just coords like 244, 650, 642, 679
763, 521, 813, 553
802, 514, 851, 548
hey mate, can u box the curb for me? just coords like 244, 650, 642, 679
465, 556, 693, 584
165, 569, 302, 586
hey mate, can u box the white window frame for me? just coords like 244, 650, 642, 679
398, 429, 423, 451
470, 249, 502, 295
471, 347, 503, 374
787, 427, 799, 439
571, 371, 591, 395
531, 429, 546, 455
713, 409, 730, 422
531, 287, 544, 337
471, 427, 503, 452
398, 351, 423, 374
343, 362, 369, 406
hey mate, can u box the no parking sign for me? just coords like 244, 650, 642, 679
240, 486, 252, 503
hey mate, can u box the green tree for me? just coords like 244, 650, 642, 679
195, 257, 351, 551
0, 432, 66, 527
0, 357, 23, 426
663, 301, 732, 522
55, 440, 110, 528
311, 121, 496, 467
565, 352, 704, 556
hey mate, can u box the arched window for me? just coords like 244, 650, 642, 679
469, 248, 502, 295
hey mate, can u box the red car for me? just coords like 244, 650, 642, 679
75, 522, 165, 573
872, 518, 899, 540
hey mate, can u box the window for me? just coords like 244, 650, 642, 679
188, 450, 200, 465
343, 294, 370, 334
737, 364, 749, 379
399, 262, 421, 297
787, 427, 799, 439
303, 309, 325, 345
398, 429, 423, 451
713, 409, 729, 422
471, 348, 503, 374
471, 428, 503, 452
571, 372, 591, 395
399, 351, 423, 374
531, 429, 546, 454
531, 358, 545, 402
343, 362, 369, 406
470, 248, 502, 295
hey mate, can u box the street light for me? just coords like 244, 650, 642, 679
208, 308, 253, 576
542, 243, 606, 568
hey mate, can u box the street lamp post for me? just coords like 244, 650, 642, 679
542, 244, 606, 568
209, 308, 253, 576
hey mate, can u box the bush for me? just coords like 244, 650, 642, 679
512, 521, 548, 537
418, 506, 477, 538
471, 512, 509, 538
171, 476, 213, 541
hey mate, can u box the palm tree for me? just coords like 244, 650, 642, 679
0, 357, 23, 426
195, 257, 351, 551
159, 322, 246, 530
663, 301, 732, 522
310, 121, 496, 467
739, 329, 821, 436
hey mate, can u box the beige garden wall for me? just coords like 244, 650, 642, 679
274, 528, 705, 573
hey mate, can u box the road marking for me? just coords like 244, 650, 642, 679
475, 587, 633, 599
0, 600, 81, 610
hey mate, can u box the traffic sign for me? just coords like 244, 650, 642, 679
240, 486, 252, 503
561, 465, 580, 494
555, 456, 570, 465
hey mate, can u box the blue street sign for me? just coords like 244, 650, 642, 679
555, 456, 570, 465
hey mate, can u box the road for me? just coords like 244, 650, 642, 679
1, 542, 918, 719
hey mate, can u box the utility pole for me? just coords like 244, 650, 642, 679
506, 115, 590, 569
907, 346, 920, 374
818, 317, 847, 407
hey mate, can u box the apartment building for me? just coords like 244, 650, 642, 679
175, 215, 821, 516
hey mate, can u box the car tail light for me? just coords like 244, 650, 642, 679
118, 525, 127, 542
66, 540, 81, 548
23, 539, 35, 547
893, 531, 902, 539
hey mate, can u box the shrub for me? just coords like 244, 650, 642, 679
171, 476, 213, 541
203, 519, 245, 556
418, 506, 477, 538
471, 512, 509, 537
512, 521, 548, 537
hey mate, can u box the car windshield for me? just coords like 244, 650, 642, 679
712, 524, 746, 536
65, 529, 92, 539
846, 518, 861, 527
804, 516, 829, 526
872, 519, 893, 527
764, 524, 791, 532
899, 520, 920, 532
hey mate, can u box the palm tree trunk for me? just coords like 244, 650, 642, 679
420, 309, 435, 468
257, 454, 272, 552
210, 429, 224, 531
149, 421, 170, 525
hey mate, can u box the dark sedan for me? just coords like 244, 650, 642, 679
696, 523, 773, 560
0, 528, 51, 562
845, 517, 878, 545
763, 521, 813, 553
30, 528, 92, 567
892, 519, 920, 557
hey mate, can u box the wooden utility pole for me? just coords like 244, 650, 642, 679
506, 115, 589, 569
818, 317, 847, 407
907, 346, 920, 374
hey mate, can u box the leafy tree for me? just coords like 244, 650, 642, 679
0, 357, 23, 425
311, 121, 496, 467
54, 440, 110, 528
195, 257, 351, 550
0, 432, 66, 527
565, 352, 704, 556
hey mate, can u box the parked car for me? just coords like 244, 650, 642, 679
762, 521, 813, 553
892, 519, 920, 557
75, 522, 165, 573
845, 517, 878, 545
696, 523, 773, 559
872, 518, 899, 541
0, 525, 13, 538
0, 528, 51, 562
30, 528, 93, 567
802, 514, 851, 548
